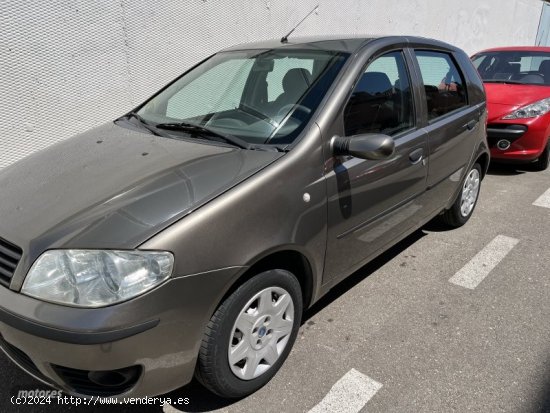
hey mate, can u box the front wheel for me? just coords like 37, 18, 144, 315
195, 269, 302, 398
439, 163, 482, 228
531, 142, 550, 171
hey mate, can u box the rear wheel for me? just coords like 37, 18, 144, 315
531, 142, 550, 171
196, 269, 302, 398
440, 163, 482, 228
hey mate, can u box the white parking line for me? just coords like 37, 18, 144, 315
163, 402, 185, 413
308, 368, 382, 413
449, 235, 519, 290
533, 188, 550, 209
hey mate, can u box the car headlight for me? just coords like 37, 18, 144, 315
22, 250, 174, 308
502, 97, 550, 119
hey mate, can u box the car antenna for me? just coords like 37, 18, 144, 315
281, 5, 319, 43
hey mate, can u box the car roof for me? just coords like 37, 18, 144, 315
220, 35, 459, 54
475, 46, 550, 54
220, 35, 375, 53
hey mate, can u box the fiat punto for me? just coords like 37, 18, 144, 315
0, 36, 488, 399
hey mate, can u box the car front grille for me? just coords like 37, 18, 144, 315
0, 237, 22, 288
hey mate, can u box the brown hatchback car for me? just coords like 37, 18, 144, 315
0, 36, 488, 399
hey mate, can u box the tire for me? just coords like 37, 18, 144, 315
531, 142, 549, 172
439, 163, 482, 228
195, 269, 302, 398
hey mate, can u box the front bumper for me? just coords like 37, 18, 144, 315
488, 116, 550, 162
0, 267, 242, 399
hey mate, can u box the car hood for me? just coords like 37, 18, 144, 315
484, 83, 550, 106
0, 122, 282, 262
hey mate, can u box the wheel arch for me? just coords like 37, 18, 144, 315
475, 152, 490, 179
218, 248, 317, 315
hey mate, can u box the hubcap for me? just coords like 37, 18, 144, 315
460, 168, 480, 217
228, 287, 294, 380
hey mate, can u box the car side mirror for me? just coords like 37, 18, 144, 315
332, 133, 395, 160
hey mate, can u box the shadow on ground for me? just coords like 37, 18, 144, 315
486, 162, 530, 176
533, 353, 550, 413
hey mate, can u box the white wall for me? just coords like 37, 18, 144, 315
0, 0, 544, 168
536, 2, 550, 45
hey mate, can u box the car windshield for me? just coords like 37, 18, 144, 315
472, 50, 550, 86
136, 49, 348, 146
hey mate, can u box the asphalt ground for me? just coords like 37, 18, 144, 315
1, 163, 549, 413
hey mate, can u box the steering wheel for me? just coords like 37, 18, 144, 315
234, 102, 278, 127
207, 118, 248, 128
277, 104, 311, 118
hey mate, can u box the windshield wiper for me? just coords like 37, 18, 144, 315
155, 122, 250, 149
123, 115, 281, 151
123, 112, 173, 139
484, 79, 525, 85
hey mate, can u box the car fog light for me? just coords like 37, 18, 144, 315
497, 140, 511, 150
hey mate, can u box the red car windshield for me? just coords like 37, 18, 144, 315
472, 51, 550, 86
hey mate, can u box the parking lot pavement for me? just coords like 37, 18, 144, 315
1, 164, 549, 413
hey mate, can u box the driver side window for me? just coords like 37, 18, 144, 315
344, 51, 415, 137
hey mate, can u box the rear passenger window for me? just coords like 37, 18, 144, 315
344, 51, 414, 137
415, 50, 467, 120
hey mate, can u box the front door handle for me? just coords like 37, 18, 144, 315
409, 148, 424, 165
464, 119, 478, 130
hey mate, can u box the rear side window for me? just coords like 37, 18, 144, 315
415, 50, 467, 121
344, 51, 414, 137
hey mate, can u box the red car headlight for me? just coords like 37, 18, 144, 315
503, 97, 550, 119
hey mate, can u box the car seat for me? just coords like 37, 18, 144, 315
539, 60, 550, 85
273, 68, 312, 109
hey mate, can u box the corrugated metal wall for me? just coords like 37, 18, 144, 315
0, 0, 544, 168
536, 1, 550, 45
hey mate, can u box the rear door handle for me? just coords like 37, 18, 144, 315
464, 119, 478, 131
409, 148, 424, 165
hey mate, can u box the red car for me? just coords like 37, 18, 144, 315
471, 47, 550, 170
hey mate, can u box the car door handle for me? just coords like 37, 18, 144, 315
409, 148, 424, 165
464, 119, 478, 131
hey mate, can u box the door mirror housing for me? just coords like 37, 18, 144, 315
332, 133, 395, 160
